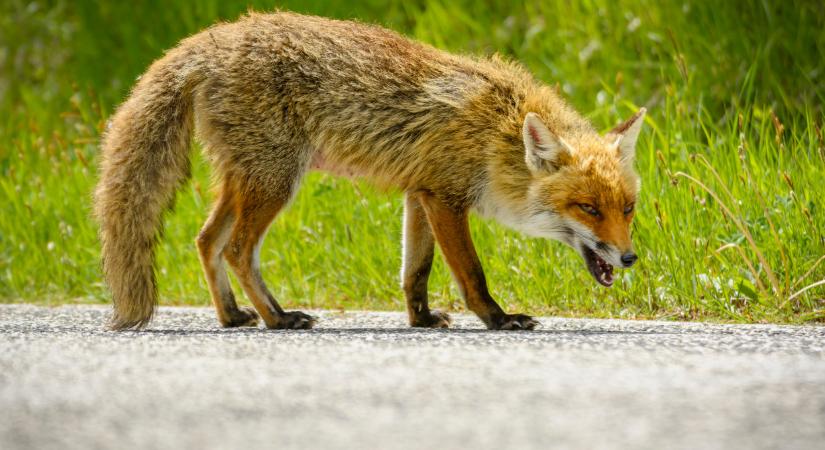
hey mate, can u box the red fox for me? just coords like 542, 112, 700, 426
95, 12, 645, 331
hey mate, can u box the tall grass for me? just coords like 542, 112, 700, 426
1, 0, 823, 322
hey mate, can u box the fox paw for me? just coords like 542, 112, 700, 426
411, 310, 452, 329
488, 313, 539, 331
221, 306, 260, 328
269, 311, 316, 330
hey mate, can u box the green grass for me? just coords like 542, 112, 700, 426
1, 0, 824, 323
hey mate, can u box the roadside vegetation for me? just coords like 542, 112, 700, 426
1, 0, 823, 322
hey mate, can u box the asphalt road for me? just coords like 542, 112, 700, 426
1, 304, 824, 450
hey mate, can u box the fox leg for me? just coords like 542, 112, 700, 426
223, 178, 315, 330
402, 193, 452, 328
196, 182, 259, 327
416, 192, 538, 330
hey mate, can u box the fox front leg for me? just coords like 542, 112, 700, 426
401, 193, 452, 328
415, 192, 538, 330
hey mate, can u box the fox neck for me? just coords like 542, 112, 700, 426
475, 173, 571, 242
467, 80, 603, 244
472, 139, 574, 242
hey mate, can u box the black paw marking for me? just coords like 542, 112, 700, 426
271, 311, 316, 330
411, 310, 452, 329
222, 306, 260, 328
489, 313, 539, 331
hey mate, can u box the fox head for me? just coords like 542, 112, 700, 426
485, 108, 646, 287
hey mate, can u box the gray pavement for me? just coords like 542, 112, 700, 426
1, 304, 824, 450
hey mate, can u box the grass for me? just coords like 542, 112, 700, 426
1, 0, 824, 323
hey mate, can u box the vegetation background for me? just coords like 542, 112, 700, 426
1, 0, 824, 323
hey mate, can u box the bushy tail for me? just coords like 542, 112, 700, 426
94, 47, 204, 330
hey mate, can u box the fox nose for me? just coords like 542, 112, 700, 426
621, 252, 638, 268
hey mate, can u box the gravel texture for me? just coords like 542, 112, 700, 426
1, 304, 824, 450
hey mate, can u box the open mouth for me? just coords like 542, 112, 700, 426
582, 246, 614, 287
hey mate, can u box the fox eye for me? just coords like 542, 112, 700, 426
624, 203, 635, 215
578, 203, 600, 217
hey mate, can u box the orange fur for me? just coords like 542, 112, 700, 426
95, 12, 645, 330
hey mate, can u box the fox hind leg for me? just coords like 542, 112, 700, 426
196, 181, 259, 327
223, 169, 315, 330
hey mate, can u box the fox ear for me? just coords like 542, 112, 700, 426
608, 108, 646, 165
523, 112, 574, 173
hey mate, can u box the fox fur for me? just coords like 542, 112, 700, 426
95, 12, 645, 331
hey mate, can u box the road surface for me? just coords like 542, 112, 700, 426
1, 304, 824, 449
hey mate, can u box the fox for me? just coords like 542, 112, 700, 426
94, 11, 645, 331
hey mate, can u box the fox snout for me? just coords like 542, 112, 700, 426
596, 240, 636, 267
620, 252, 638, 267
